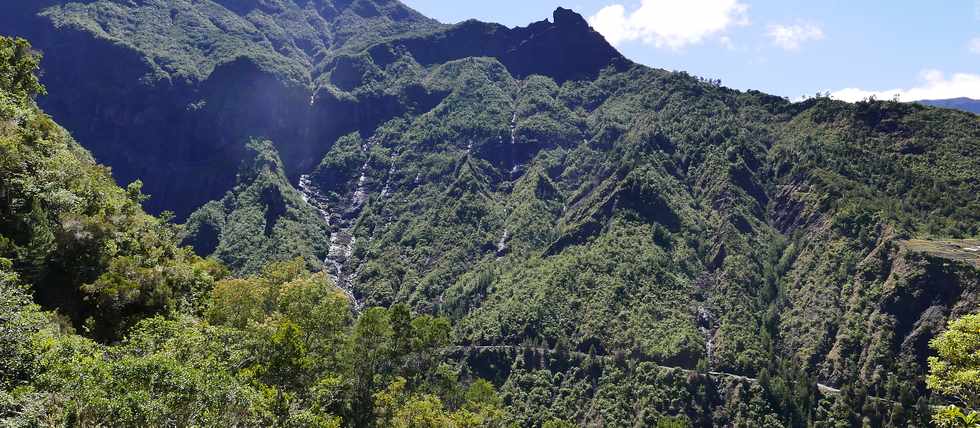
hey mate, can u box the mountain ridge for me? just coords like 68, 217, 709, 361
1, 2, 978, 426
0, 0, 447, 216
916, 97, 980, 114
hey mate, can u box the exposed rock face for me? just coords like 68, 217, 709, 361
377, 8, 630, 83
0, 1, 626, 218
5, 2, 980, 424
0, 0, 439, 216
180, 140, 331, 274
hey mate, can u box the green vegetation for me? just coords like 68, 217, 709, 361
0, 35, 225, 340
39, 0, 442, 87
927, 313, 980, 428
776, 97, 980, 237
903, 239, 980, 268
3, 1, 980, 424
0, 36, 44, 113
0, 37, 505, 426
297, 42, 979, 426
182, 139, 331, 275
0, 258, 507, 426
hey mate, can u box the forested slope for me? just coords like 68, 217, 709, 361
0, 0, 444, 216
181, 13, 977, 423
0, 36, 510, 426
266, 42, 978, 425
1, 1, 978, 426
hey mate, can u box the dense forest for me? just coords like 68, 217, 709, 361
0, 36, 509, 426
0, 0, 978, 426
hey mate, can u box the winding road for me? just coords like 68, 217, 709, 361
446, 345, 851, 398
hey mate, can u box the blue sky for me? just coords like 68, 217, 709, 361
402, 1, 980, 101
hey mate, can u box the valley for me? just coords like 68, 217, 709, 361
0, 1, 977, 426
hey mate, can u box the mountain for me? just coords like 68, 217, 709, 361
0, 1, 624, 218
917, 97, 980, 114
0, 35, 509, 427
0, 0, 443, 216
0, 35, 228, 340
180, 138, 332, 274
2, 1, 979, 427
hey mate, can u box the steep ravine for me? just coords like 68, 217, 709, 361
298, 173, 363, 312
2, 2, 628, 219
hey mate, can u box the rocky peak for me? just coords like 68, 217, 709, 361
379, 7, 630, 83
505, 7, 628, 81
553, 6, 589, 28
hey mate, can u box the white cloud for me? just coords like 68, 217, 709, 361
719, 35, 735, 50
970, 37, 980, 54
830, 70, 980, 102
588, 0, 749, 49
766, 23, 824, 51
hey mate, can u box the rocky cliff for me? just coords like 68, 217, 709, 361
1, 1, 625, 218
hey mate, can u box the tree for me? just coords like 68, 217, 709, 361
0, 36, 45, 107
349, 307, 394, 425
657, 416, 692, 428
927, 313, 979, 428
0, 272, 47, 390
543, 419, 577, 428
207, 277, 272, 328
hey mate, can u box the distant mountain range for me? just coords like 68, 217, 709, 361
916, 97, 980, 114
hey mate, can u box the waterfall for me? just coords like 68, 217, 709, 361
298, 173, 363, 313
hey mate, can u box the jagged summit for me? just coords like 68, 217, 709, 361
3, 3, 980, 426
511, 7, 630, 81
382, 7, 629, 83
552, 6, 588, 26
0, 1, 627, 217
